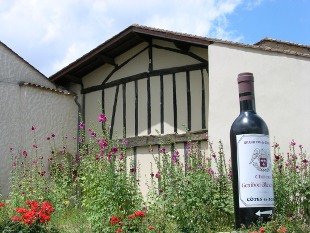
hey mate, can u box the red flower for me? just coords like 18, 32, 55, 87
259, 227, 265, 232
110, 216, 122, 225
277, 227, 287, 233
16, 207, 28, 213
116, 228, 122, 233
148, 225, 154, 230
134, 211, 145, 217
128, 214, 135, 219
11, 216, 20, 222
0, 202, 5, 207
13, 200, 54, 225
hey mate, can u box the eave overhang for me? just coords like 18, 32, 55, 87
49, 24, 213, 86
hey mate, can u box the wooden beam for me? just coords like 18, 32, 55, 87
201, 69, 206, 129
174, 41, 191, 52
122, 129, 208, 148
147, 76, 151, 135
102, 46, 149, 85
97, 54, 116, 66
160, 74, 164, 134
135, 80, 138, 137
186, 71, 191, 131
172, 73, 177, 133
148, 40, 153, 72
153, 44, 208, 64
122, 83, 126, 137
81, 63, 208, 94
64, 74, 82, 84
101, 89, 105, 114
110, 85, 120, 139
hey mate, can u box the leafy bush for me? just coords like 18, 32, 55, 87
78, 115, 143, 231
146, 140, 234, 232
8, 127, 77, 212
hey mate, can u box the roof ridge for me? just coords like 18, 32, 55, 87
255, 37, 310, 48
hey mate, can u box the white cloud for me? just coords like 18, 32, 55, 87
0, 0, 260, 76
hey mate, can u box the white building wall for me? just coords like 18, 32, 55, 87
0, 45, 77, 198
208, 43, 310, 156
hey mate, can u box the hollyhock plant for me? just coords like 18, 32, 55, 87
98, 113, 107, 123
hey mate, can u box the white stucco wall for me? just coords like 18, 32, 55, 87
0, 84, 78, 197
0, 44, 78, 198
208, 43, 310, 156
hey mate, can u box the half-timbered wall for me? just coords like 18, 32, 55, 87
81, 39, 209, 195
83, 40, 209, 138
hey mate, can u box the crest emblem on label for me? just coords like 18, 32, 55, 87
249, 148, 271, 172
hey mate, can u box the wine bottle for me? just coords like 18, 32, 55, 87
230, 72, 274, 229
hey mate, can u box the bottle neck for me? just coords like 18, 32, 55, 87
240, 99, 256, 112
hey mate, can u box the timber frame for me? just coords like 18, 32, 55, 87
50, 24, 211, 148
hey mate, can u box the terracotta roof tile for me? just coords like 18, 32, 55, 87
19, 81, 76, 96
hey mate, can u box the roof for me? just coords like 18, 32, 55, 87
254, 37, 310, 55
50, 24, 310, 85
19, 81, 76, 96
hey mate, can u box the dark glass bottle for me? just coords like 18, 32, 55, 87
230, 72, 274, 229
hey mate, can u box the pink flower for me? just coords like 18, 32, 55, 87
22, 150, 27, 157
79, 122, 85, 129
207, 168, 214, 175
159, 147, 166, 153
98, 113, 107, 123
155, 172, 161, 179
110, 147, 118, 153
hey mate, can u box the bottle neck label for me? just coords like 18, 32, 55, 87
236, 134, 274, 208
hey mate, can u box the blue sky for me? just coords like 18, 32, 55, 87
0, 0, 309, 77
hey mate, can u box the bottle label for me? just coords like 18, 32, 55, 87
236, 134, 274, 208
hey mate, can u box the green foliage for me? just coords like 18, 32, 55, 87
146, 140, 234, 232
2, 220, 60, 233
2, 113, 309, 232
8, 129, 77, 212
77, 121, 143, 231
272, 140, 310, 224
